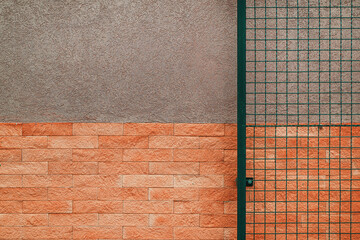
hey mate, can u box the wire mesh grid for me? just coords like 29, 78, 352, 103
245, 0, 360, 239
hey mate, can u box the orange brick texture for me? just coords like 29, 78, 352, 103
246, 125, 360, 240
0, 123, 237, 240
1, 123, 359, 239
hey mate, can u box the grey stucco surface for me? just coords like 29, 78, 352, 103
0, 0, 237, 123
1, 0, 359, 123
245, 0, 360, 123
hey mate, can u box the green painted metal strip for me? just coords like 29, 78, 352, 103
237, 0, 246, 239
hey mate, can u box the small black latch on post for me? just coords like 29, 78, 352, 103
236, 177, 254, 187
246, 177, 254, 187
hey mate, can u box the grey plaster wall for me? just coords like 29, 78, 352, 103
1, 0, 358, 124
0, 0, 237, 123
246, 0, 360, 123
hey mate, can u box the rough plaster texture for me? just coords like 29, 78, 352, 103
246, 0, 360, 123
0, 0, 358, 123
0, 0, 237, 123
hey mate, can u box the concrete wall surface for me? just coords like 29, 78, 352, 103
0, 0, 237, 123
1, 0, 358, 124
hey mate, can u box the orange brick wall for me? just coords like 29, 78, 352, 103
246, 125, 360, 239
2, 123, 359, 239
0, 123, 238, 239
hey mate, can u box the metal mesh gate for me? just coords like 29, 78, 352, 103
243, 0, 360, 239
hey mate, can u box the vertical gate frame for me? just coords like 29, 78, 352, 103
237, 0, 246, 239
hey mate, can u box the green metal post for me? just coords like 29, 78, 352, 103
237, 0, 246, 239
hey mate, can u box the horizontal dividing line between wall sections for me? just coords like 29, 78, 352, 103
246, 6, 360, 8
247, 17, 358, 19
247, 59, 360, 62
246, 102, 360, 105
247, 49, 360, 51
246, 113, 360, 116
247, 70, 360, 72
246, 81, 359, 84
248, 27, 360, 30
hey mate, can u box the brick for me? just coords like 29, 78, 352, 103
49, 214, 98, 226
224, 175, 237, 187
150, 162, 199, 175
276, 126, 298, 137
22, 123, 72, 135
23, 214, 49, 226
98, 188, 148, 200
200, 162, 237, 175
174, 227, 224, 239
73, 201, 123, 213
246, 127, 255, 137
124, 123, 173, 135
174, 201, 224, 214
73, 123, 123, 135
174, 123, 224, 136
353, 137, 360, 147
0, 162, 47, 175
224, 201, 237, 214
48, 136, 98, 148
224, 228, 237, 240
23, 201, 72, 213
0, 227, 23, 238
200, 214, 237, 227
0, 188, 47, 201
150, 214, 199, 227
74, 175, 122, 187
352, 126, 360, 136
0, 123, 22, 135
73, 226, 122, 239
99, 162, 148, 175
23, 175, 73, 187
225, 124, 237, 136
99, 214, 148, 226
200, 188, 237, 201
174, 175, 223, 188
352, 149, 360, 158
0, 175, 22, 187
149, 136, 200, 148
0, 149, 21, 161
174, 149, 224, 162
0, 136, 47, 148
124, 227, 173, 239
123, 201, 173, 214
224, 150, 237, 162
150, 188, 199, 200
49, 162, 98, 175
48, 188, 98, 200
22, 149, 72, 162
0, 201, 22, 213
73, 149, 123, 162
123, 149, 172, 162
0, 214, 47, 226
23, 226, 72, 239
123, 175, 173, 187
99, 136, 148, 148
200, 137, 237, 149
